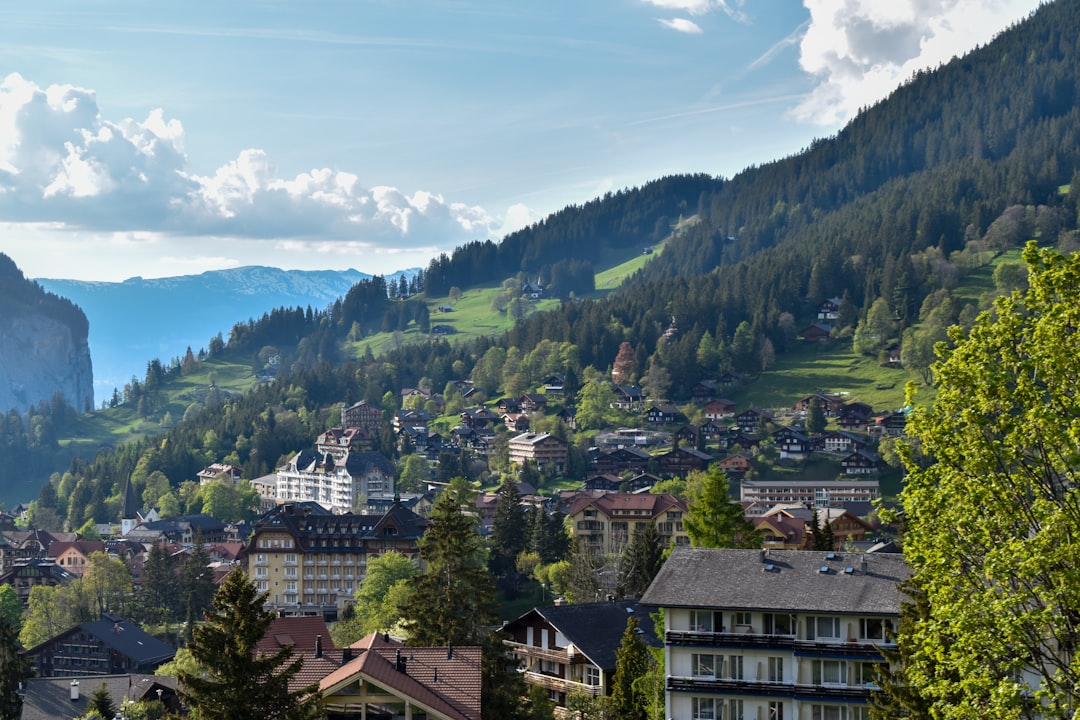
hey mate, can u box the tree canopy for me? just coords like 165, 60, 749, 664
898, 243, 1080, 717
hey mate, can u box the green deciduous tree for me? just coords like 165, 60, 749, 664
683, 466, 760, 549
899, 243, 1080, 718
0, 585, 21, 630
178, 570, 324, 720
332, 550, 417, 645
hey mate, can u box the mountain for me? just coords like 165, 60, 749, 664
0, 254, 94, 415
36, 266, 415, 402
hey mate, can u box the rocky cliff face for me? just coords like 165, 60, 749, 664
0, 254, 94, 415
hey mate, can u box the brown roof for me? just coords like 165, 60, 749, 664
47, 539, 106, 559
569, 492, 686, 518
256, 616, 336, 655
320, 646, 482, 720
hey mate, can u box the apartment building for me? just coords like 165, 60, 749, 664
740, 479, 880, 507
276, 449, 396, 513
508, 432, 569, 474
567, 492, 689, 553
641, 547, 908, 720
247, 501, 427, 619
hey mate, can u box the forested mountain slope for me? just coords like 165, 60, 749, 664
11, 0, 1080, 524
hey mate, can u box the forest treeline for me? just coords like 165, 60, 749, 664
8, 0, 1080, 527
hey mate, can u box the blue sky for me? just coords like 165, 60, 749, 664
0, 0, 1043, 281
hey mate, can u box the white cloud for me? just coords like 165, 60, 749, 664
0, 72, 505, 256
793, 0, 1042, 125
658, 18, 704, 34
641, 0, 748, 23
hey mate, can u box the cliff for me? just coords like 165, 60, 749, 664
0, 254, 94, 415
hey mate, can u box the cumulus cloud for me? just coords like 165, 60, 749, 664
658, 18, 704, 34
793, 0, 1042, 125
0, 72, 513, 255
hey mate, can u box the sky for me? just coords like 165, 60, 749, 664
0, 0, 1044, 282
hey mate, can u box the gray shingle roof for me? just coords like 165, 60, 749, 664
508, 601, 661, 671
640, 547, 909, 616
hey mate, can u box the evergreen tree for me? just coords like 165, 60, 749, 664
178, 570, 324, 720
398, 478, 525, 718
181, 533, 215, 643
805, 397, 826, 434
88, 682, 117, 720
489, 480, 526, 577
683, 466, 760, 549
616, 523, 664, 599
0, 611, 31, 720
524, 683, 556, 720
610, 617, 651, 720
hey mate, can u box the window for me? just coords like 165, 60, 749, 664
854, 662, 880, 686
284, 567, 297, 578
585, 666, 601, 686
727, 699, 744, 720
692, 653, 721, 678
812, 660, 848, 686
860, 617, 893, 641
811, 706, 851, 720
692, 697, 715, 720
255, 567, 268, 579
768, 657, 784, 682
689, 610, 714, 632
768, 701, 784, 720
733, 612, 752, 627
764, 613, 794, 635
728, 655, 743, 680
807, 616, 841, 640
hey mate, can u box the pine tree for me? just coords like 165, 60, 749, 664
88, 682, 117, 720
683, 466, 760, 549
0, 611, 31, 720
139, 541, 178, 623
617, 523, 664, 599
177, 570, 324, 720
610, 616, 651, 720
181, 533, 215, 642
489, 480, 526, 578
398, 478, 525, 718
806, 397, 826, 434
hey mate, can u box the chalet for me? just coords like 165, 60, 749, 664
522, 281, 544, 299
717, 371, 742, 388
624, 472, 663, 491
838, 403, 875, 432
27, 613, 175, 677
646, 403, 683, 426
817, 296, 842, 320
794, 392, 846, 416
841, 449, 883, 475
431, 324, 455, 336
341, 401, 384, 432
703, 398, 737, 419
716, 452, 752, 477
196, 462, 242, 484
754, 513, 808, 550
392, 408, 431, 430
555, 406, 578, 430
459, 407, 500, 428
733, 408, 773, 434
48, 540, 106, 576
690, 379, 720, 404
884, 343, 903, 366
698, 420, 725, 441
584, 473, 626, 492
503, 601, 661, 715
543, 374, 565, 396
874, 410, 908, 436
518, 393, 549, 412
799, 323, 833, 344
0, 559, 76, 604
611, 384, 645, 411
674, 425, 698, 444
502, 412, 530, 433
763, 505, 872, 548
592, 447, 651, 476
495, 397, 521, 413
715, 430, 761, 453
1, 529, 76, 563
397, 424, 439, 452
508, 433, 569, 474
657, 447, 713, 477
568, 492, 689, 552
818, 430, 867, 455
774, 428, 813, 460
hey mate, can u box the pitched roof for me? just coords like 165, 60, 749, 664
640, 547, 909, 616
569, 492, 686, 518
509, 600, 661, 671
21, 675, 134, 720
27, 614, 176, 666
256, 616, 336, 655
320, 645, 483, 720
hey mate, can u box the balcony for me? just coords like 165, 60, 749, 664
666, 677, 872, 701
666, 631, 888, 658
506, 640, 581, 665
523, 671, 601, 697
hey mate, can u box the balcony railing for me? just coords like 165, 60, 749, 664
523, 671, 602, 697
505, 640, 580, 665
667, 676, 873, 700
666, 631, 888, 658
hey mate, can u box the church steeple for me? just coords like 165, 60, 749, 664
121, 476, 139, 536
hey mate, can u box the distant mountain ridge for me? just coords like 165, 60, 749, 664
36, 266, 416, 401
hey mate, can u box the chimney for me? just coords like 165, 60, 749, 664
70, 680, 80, 702
447, 644, 454, 660
315, 635, 323, 659
860, 557, 868, 574
395, 649, 407, 674
342, 647, 353, 664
